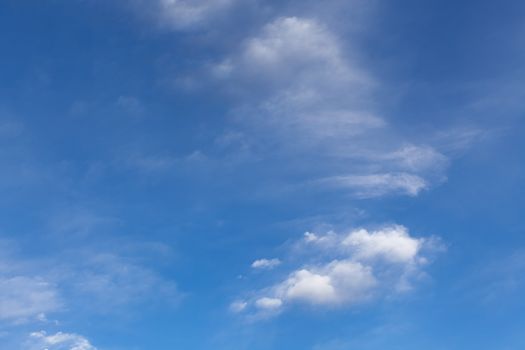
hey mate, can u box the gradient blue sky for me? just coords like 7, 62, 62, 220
1, 1, 524, 349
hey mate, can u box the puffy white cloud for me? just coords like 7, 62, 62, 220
27, 331, 96, 350
303, 225, 428, 264
282, 269, 336, 304
251, 258, 281, 269
235, 225, 438, 315
341, 226, 423, 263
278, 261, 377, 305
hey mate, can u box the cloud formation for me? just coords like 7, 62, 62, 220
234, 225, 438, 316
27, 331, 96, 350
0, 244, 61, 323
0, 238, 178, 326
131, 0, 237, 30
277, 261, 377, 305
251, 258, 281, 270
316, 173, 428, 198
212, 16, 447, 198
0, 276, 60, 323
215, 16, 377, 139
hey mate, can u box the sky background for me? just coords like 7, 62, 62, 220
0, 0, 524, 349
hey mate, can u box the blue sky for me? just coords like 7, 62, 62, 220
0, 0, 524, 349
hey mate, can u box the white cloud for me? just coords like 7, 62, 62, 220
251, 258, 281, 269
382, 145, 448, 173
282, 269, 336, 304
0, 237, 178, 325
27, 331, 96, 350
235, 225, 438, 315
215, 16, 376, 129
255, 297, 282, 310
317, 173, 428, 198
212, 16, 448, 198
0, 276, 61, 322
218, 17, 376, 134
0, 245, 61, 323
341, 226, 423, 263
132, 0, 236, 30
303, 225, 428, 264
229, 300, 248, 313
248, 260, 378, 308
278, 261, 377, 305
236, 16, 365, 84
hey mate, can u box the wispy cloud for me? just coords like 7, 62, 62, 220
0, 242, 61, 324
0, 276, 61, 323
130, 0, 238, 31
207, 16, 448, 198
315, 173, 428, 198
62, 251, 179, 310
0, 233, 179, 327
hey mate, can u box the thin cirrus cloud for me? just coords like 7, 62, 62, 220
0, 243, 61, 324
130, 0, 238, 31
119, 8, 449, 199
63, 252, 179, 309
0, 276, 61, 323
315, 173, 428, 198
0, 237, 178, 327
234, 225, 439, 316
211, 16, 448, 198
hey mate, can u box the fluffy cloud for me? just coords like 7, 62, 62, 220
341, 226, 423, 263
251, 258, 281, 269
27, 331, 96, 350
302, 225, 427, 265
235, 225, 438, 315
279, 261, 377, 305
